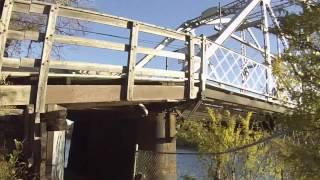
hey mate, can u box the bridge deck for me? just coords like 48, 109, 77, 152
0, 74, 287, 113
0, 0, 292, 115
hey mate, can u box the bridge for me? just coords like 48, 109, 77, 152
0, 0, 296, 179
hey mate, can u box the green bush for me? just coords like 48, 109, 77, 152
0, 140, 32, 180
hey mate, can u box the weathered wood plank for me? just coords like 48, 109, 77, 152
0, 0, 14, 73
54, 35, 129, 52
59, 6, 188, 42
133, 85, 185, 101
139, 24, 186, 41
0, 85, 187, 105
58, 7, 129, 28
13, 0, 188, 43
2, 57, 188, 79
13, 0, 51, 14
23, 105, 34, 159
33, 5, 59, 178
0, 84, 290, 112
7, 30, 44, 41
187, 35, 196, 99
0, 108, 24, 116
126, 22, 139, 100
0, 85, 33, 105
35, 5, 59, 114
46, 85, 122, 103
137, 47, 186, 60
200, 36, 208, 95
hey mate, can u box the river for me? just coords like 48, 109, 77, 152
177, 148, 207, 179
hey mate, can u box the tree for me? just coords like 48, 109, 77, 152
177, 109, 281, 179
0, 0, 94, 178
1, 0, 91, 59
272, 1, 320, 179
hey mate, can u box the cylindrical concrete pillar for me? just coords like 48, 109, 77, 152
137, 110, 177, 180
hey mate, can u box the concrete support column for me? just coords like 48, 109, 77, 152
137, 109, 177, 180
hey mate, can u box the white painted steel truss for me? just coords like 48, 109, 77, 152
136, 0, 294, 101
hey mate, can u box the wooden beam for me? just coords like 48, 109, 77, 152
0, 84, 290, 112
35, 5, 58, 114
187, 35, 196, 99
0, 108, 24, 116
53, 35, 129, 52
58, 6, 129, 29
33, 5, 59, 179
137, 47, 186, 60
0, 85, 33, 105
126, 22, 139, 100
139, 24, 186, 41
0, 85, 187, 105
7, 30, 188, 58
2, 57, 189, 80
13, 0, 51, 14
7, 30, 45, 41
133, 85, 185, 101
200, 36, 208, 96
0, 0, 14, 73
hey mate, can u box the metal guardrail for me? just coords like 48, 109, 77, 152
207, 42, 271, 97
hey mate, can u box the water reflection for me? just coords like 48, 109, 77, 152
177, 148, 206, 179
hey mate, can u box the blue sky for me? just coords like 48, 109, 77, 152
46, 0, 277, 70
93, 0, 226, 29
54, 0, 236, 68
10, 0, 286, 69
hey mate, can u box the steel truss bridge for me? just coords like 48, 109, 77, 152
0, 0, 298, 115
0, 0, 301, 178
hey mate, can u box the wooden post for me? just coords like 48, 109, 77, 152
126, 22, 139, 101
23, 105, 35, 159
44, 105, 67, 180
33, 4, 59, 179
187, 35, 195, 99
200, 35, 208, 98
0, 0, 13, 74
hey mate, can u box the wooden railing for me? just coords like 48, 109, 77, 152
0, 0, 209, 103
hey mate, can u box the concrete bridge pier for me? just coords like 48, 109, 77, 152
137, 108, 177, 180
